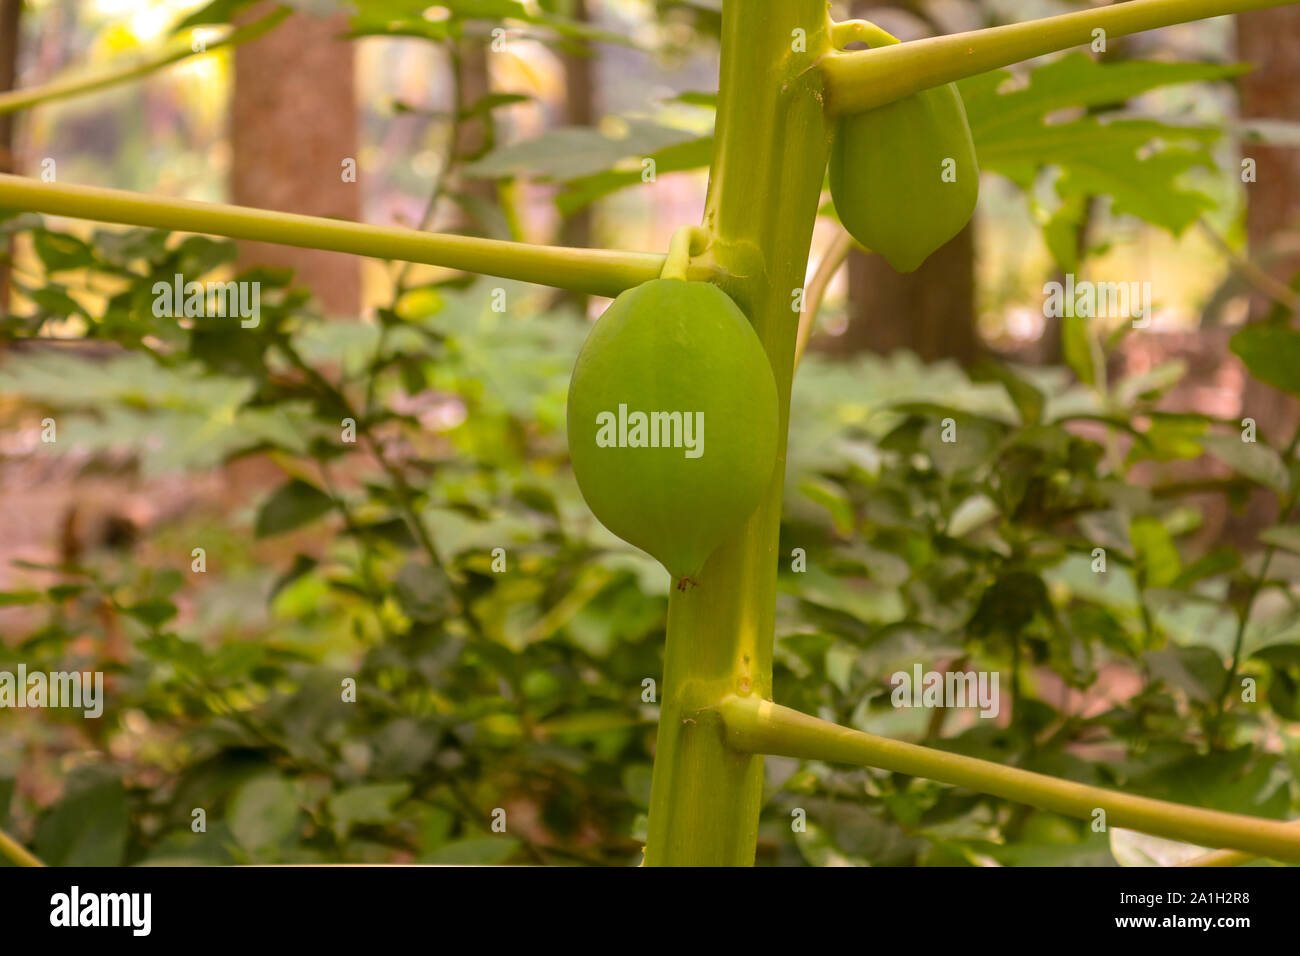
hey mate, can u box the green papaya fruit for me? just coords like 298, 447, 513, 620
829, 81, 979, 273
566, 278, 779, 585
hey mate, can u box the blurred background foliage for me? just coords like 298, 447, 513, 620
2, 0, 1300, 865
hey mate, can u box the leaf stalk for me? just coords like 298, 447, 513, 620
719, 695, 1300, 863
822, 0, 1296, 115
0, 174, 683, 297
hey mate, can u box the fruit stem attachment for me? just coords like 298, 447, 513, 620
660, 225, 710, 281
831, 19, 899, 50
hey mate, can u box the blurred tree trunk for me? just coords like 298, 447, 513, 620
231, 4, 360, 315
558, 0, 597, 313
1224, 8, 1300, 543
559, 0, 596, 252
0, 0, 22, 310
823, 0, 978, 365
1238, 8, 1300, 275
451, 38, 496, 214
839, 224, 978, 363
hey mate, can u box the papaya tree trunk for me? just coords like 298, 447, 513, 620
643, 0, 833, 866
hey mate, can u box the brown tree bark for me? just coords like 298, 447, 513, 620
1238, 7, 1300, 268
836, 223, 978, 363
559, 0, 596, 254
452, 37, 495, 212
230, 4, 360, 315
1232, 9, 1294, 447
1227, 7, 1300, 542
559, 0, 598, 314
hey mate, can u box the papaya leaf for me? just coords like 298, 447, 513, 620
960, 53, 1241, 240
962, 54, 1246, 137
558, 136, 715, 215
465, 119, 699, 182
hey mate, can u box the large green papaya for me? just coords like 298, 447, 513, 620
566, 278, 779, 585
829, 79, 979, 273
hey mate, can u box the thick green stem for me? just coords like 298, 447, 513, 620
719, 696, 1300, 864
0, 174, 684, 298
823, 0, 1298, 115
642, 0, 833, 867
0, 6, 292, 116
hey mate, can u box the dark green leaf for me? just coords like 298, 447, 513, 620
421, 836, 520, 864
1230, 323, 1300, 397
34, 768, 128, 866
228, 774, 299, 853
255, 479, 334, 537
327, 783, 412, 840
32, 229, 95, 272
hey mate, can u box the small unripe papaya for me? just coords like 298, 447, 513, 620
566, 278, 779, 585
829, 81, 979, 273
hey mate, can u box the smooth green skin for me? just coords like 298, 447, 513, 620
829, 81, 979, 273
566, 279, 779, 582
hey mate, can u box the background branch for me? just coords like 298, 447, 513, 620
0, 5, 292, 116
794, 230, 853, 369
